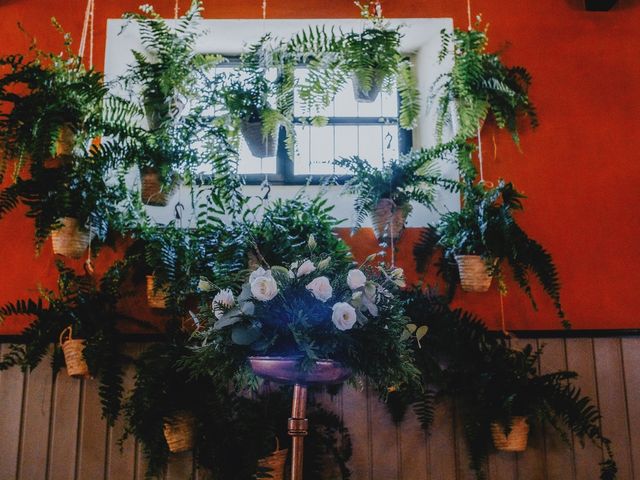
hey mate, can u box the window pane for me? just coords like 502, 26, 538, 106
237, 140, 277, 174
333, 126, 358, 175
308, 125, 334, 175
357, 125, 384, 168
294, 125, 311, 175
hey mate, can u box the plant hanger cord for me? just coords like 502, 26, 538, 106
78, 0, 95, 68
175, 0, 180, 19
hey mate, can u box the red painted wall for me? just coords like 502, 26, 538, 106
0, 0, 638, 333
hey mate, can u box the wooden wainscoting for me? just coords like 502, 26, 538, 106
0, 337, 639, 480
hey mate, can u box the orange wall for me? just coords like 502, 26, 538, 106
0, 0, 638, 333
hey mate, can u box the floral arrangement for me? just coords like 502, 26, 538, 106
196, 236, 419, 392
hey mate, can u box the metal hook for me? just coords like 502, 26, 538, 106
385, 131, 394, 150
261, 176, 271, 201
174, 202, 185, 227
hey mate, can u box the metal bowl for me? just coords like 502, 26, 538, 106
249, 356, 352, 385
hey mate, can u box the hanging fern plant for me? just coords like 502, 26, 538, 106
430, 17, 538, 144
291, 1, 420, 129
414, 180, 567, 327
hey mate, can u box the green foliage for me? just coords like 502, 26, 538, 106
0, 20, 108, 180
0, 260, 138, 423
125, 334, 351, 479
292, 2, 421, 129
414, 180, 566, 325
335, 141, 464, 232
398, 289, 616, 479
431, 20, 538, 144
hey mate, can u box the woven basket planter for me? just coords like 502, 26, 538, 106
59, 326, 90, 378
140, 167, 176, 207
257, 438, 287, 480
51, 217, 93, 259
491, 417, 530, 452
371, 198, 411, 243
55, 124, 76, 157
455, 255, 494, 292
146, 275, 169, 309
240, 120, 279, 158
163, 411, 196, 453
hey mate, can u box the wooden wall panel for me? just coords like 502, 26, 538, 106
0, 336, 638, 480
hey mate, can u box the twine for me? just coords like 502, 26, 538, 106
78, 0, 95, 67
466, 0, 472, 29
262, 0, 267, 19
174, 0, 180, 19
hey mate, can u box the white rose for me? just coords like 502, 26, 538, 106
306, 276, 333, 302
212, 288, 235, 318
296, 259, 316, 277
347, 269, 367, 290
249, 267, 271, 283
331, 302, 357, 331
251, 275, 279, 302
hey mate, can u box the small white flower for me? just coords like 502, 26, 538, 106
249, 267, 271, 283
308, 234, 317, 250
212, 288, 235, 319
296, 259, 316, 277
331, 302, 357, 331
306, 276, 333, 302
250, 276, 279, 302
317, 257, 331, 270
347, 269, 367, 290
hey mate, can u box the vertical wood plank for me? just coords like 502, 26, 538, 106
454, 400, 481, 480
77, 377, 109, 479
427, 398, 457, 479
538, 338, 575, 480
48, 370, 82, 480
369, 391, 399, 479
510, 338, 546, 480
622, 337, 640, 479
399, 402, 428, 480
565, 338, 601, 480
593, 338, 633, 480
18, 357, 53, 480
106, 344, 140, 480
0, 345, 26, 479
342, 383, 371, 479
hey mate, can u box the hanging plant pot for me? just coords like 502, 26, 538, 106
454, 255, 494, 292
146, 275, 169, 309
352, 72, 384, 103
51, 217, 93, 259
490, 417, 530, 452
55, 123, 76, 157
59, 326, 90, 378
257, 438, 288, 480
162, 411, 196, 453
240, 120, 279, 158
371, 198, 411, 244
140, 167, 176, 207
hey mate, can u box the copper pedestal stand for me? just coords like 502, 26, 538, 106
249, 356, 352, 480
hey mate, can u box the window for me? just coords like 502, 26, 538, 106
232, 66, 412, 184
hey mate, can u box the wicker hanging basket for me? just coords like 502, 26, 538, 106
140, 167, 176, 207
454, 255, 494, 292
371, 198, 411, 244
146, 275, 169, 309
51, 217, 93, 259
490, 417, 530, 452
59, 326, 90, 378
163, 411, 196, 453
257, 437, 288, 480
55, 123, 76, 157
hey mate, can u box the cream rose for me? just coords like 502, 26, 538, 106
347, 269, 367, 290
296, 259, 316, 277
249, 267, 271, 283
331, 302, 357, 331
212, 288, 235, 318
251, 275, 279, 302
306, 276, 333, 302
